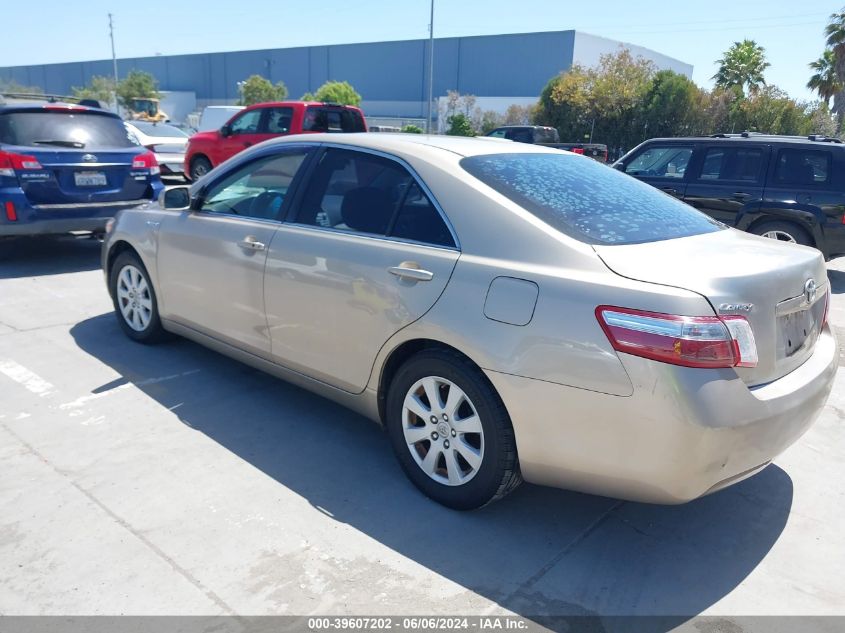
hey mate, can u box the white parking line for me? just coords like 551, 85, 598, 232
0, 359, 56, 397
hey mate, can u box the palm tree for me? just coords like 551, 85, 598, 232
712, 39, 770, 96
808, 49, 840, 106
825, 9, 845, 124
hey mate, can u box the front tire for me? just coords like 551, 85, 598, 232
189, 155, 212, 181
386, 349, 521, 510
109, 251, 167, 344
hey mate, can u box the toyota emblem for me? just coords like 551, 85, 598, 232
82, 153, 97, 162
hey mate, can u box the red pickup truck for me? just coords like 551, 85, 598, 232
185, 101, 367, 180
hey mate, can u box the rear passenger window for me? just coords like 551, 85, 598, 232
294, 148, 455, 247
625, 145, 693, 178
775, 149, 831, 186
698, 147, 764, 182
263, 107, 293, 134
391, 182, 454, 247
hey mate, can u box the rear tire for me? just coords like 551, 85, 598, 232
109, 251, 168, 344
189, 155, 212, 181
750, 220, 812, 247
385, 349, 522, 510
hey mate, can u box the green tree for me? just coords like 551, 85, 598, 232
641, 70, 704, 138
712, 39, 770, 96
825, 10, 845, 125
504, 104, 533, 125
72, 76, 116, 104
116, 70, 159, 110
302, 80, 362, 106
445, 113, 475, 136
478, 110, 503, 134
401, 124, 423, 133
807, 49, 840, 106
237, 74, 288, 106
534, 64, 593, 142
588, 49, 655, 153
0, 78, 43, 95
735, 86, 811, 135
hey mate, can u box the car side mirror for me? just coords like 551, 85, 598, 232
159, 186, 191, 211
220, 124, 231, 137
613, 163, 625, 171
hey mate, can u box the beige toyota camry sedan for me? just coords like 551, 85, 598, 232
102, 133, 836, 510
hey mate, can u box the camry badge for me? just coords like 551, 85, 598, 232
804, 278, 817, 304
719, 303, 754, 314
82, 153, 97, 162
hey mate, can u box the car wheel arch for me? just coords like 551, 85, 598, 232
106, 241, 160, 303
376, 338, 500, 425
745, 214, 817, 246
106, 240, 141, 279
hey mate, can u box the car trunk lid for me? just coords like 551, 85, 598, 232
13, 146, 152, 205
593, 228, 828, 386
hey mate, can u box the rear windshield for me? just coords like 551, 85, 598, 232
303, 107, 366, 133
0, 111, 135, 149
460, 153, 723, 245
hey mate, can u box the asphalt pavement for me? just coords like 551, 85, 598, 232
1, 235, 843, 631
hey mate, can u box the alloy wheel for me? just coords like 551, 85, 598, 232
116, 264, 153, 332
402, 376, 485, 486
761, 230, 797, 243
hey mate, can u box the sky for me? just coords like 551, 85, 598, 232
1, 0, 841, 101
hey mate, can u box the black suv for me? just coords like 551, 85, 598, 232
614, 133, 845, 258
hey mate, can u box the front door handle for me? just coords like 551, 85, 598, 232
733, 192, 752, 200
389, 263, 434, 282
238, 236, 265, 251
661, 187, 679, 197
243, 142, 253, 148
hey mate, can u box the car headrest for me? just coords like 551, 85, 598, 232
341, 187, 394, 234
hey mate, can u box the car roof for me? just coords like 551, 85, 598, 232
492, 125, 555, 130
645, 134, 844, 147
243, 101, 364, 112
0, 102, 118, 117
270, 132, 560, 158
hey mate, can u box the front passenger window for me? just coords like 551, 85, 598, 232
229, 109, 262, 135
201, 149, 310, 220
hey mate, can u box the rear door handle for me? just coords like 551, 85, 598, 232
661, 187, 679, 196
733, 192, 752, 200
389, 264, 434, 282
238, 236, 265, 251
243, 142, 253, 148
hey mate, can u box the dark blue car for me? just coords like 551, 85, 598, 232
0, 102, 163, 237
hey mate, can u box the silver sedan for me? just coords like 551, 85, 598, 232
101, 133, 836, 510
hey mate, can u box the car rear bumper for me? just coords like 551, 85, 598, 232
485, 324, 837, 504
0, 198, 156, 236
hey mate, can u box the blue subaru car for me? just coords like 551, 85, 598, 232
0, 102, 164, 237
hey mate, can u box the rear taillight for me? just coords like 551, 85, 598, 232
570, 147, 585, 155
596, 306, 758, 369
4, 201, 17, 222
822, 287, 831, 329
0, 150, 42, 177
132, 151, 160, 175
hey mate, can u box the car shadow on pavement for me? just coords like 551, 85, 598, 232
70, 314, 794, 632
0, 235, 102, 279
